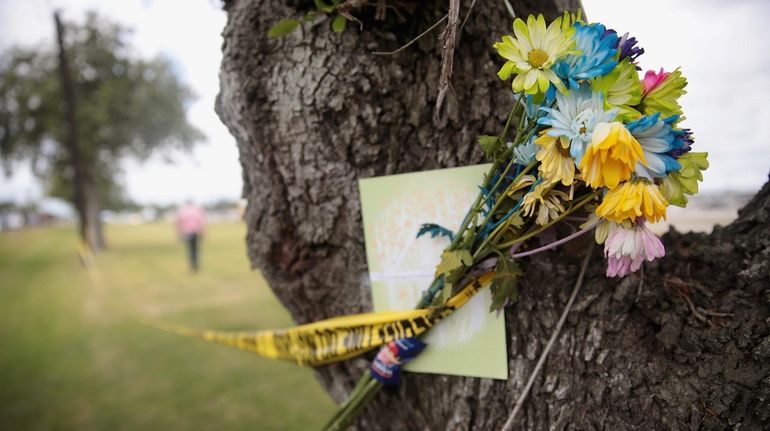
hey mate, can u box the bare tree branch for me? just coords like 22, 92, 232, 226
433, 0, 460, 124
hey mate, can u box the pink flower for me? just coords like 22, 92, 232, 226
604, 220, 665, 277
641, 68, 670, 95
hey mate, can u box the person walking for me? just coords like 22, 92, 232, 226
176, 200, 205, 272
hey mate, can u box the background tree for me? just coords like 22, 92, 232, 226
0, 11, 203, 250
216, 1, 769, 429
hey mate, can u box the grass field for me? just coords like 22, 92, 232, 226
0, 222, 337, 430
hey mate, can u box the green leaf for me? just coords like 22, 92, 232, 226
435, 249, 473, 278
267, 19, 301, 39
478, 135, 500, 160
430, 280, 454, 308
489, 256, 522, 312
303, 11, 317, 22
661, 151, 708, 208
331, 15, 347, 33
495, 255, 522, 278
314, 0, 336, 13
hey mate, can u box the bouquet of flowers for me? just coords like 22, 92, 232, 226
325, 12, 709, 429
436, 11, 708, 308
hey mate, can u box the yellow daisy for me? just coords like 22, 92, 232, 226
596, 179, 668, 223
493, 14, 575, 96
579, 122, 646, 189
522, 182, 570, 226
535, 132, 574, 186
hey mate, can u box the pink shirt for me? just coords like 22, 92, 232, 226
176, 204, 205, 235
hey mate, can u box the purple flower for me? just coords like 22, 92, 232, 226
604, 219, 664, 277
617, 32, 645, 69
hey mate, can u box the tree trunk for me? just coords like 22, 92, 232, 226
85, 181, 106, 250
216, 1, 770, 429
54, 12, 101, 252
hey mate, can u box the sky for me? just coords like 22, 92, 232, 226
1, 0, 769, 205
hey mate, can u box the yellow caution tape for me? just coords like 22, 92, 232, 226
148, 272, 492, 366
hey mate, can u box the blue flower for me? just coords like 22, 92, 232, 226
511, 135, 537, 165
554, 22, 619, 90
537, 84, 616, 164
523, 87, 557, 119
523, 94, 539, 119
626, 113, 682, 179
669, 127, 694, 157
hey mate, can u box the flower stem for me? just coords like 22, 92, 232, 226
416, 276, 444, 308
500, 93, 523, 144
483, 160, 537, 224
496, 190, 600, 251
446, 95, 525, 255
322, 376, 382, 431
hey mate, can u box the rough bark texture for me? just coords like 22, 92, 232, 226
216, 1, 770, 429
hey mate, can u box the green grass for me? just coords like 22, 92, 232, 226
0, 222, 337, 430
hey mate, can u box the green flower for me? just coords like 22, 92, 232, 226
641, 68, 687, 120
494, 14, 576, 97
661, 152, 708, 207
591, 59, 642, 121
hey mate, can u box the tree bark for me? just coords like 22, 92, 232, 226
216, 1, 770, 429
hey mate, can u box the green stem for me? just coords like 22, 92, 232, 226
496, 190, 600, 250
321, 373, 374, 429
416, 276, 443, 308
471, 162, 539, 261
472, 210, 521, 261
486, 96, 527, 196
478, 160, 537, 230
446, 192, 484, 251
322, 378, 382, 431
336, 379, 382, 429
418, 106, 526, 307
500, 94, 523, 145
